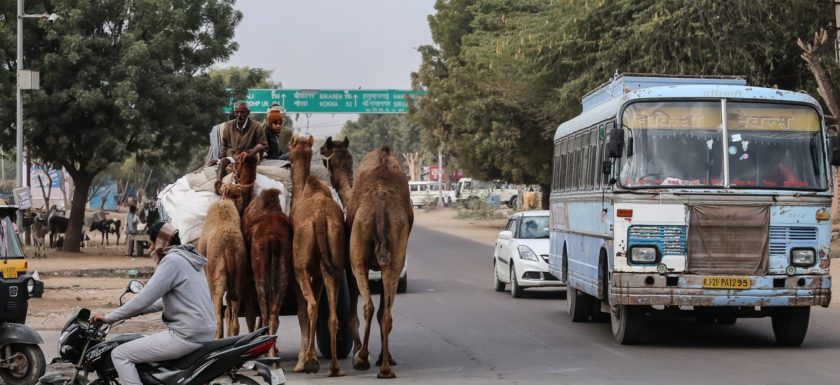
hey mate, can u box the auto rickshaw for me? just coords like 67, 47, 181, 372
0, 202, 46, 385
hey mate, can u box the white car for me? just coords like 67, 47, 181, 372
492, 210, 563, 297
369, 254, 408, 293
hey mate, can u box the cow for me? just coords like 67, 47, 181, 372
90, 219, 121, 246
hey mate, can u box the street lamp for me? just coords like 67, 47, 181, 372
16, 0, 58, 207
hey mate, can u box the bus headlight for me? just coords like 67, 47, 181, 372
790, 249, 816, 267
629, 246, 658, 264
518, 245, 539, 262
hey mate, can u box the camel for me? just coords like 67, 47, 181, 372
221, 151, 259, 213
287, 135, 346, 377
320, 136, 353, 208
242, 188, 293, 357
345, 145, 413, 379
197, 196, 246, 339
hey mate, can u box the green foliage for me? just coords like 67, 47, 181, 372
0, 0, 242, 251
209, 66, 279, 109
412, 0, 837, 191
339, 114, 426, 166
454, 197, 505, 220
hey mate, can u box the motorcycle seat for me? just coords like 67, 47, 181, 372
164, 328, 267, 370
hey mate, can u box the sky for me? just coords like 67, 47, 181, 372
223, 0, 437, 136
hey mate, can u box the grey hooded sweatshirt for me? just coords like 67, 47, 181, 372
104, 244, 216, 342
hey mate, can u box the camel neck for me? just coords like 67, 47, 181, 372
331, 173, 353, 208
291, 154, 312, 197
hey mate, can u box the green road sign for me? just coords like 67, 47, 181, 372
225, 89, 426, 114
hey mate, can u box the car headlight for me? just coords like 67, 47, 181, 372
629, 246, 658, 264
26, 278, 35, 294
790, 248, 815, 267
518, 245, 539, 261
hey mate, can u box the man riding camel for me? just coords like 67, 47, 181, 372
210, 101, 267, 193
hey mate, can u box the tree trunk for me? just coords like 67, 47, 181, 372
63, 172, 92, 252
539, 183, 550, 210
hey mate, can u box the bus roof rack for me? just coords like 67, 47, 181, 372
581, 73, 747, 112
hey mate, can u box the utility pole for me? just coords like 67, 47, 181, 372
835, 0, 840, 62
437, 146, 445, 208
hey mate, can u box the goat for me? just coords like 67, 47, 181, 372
90, 219, 121, 245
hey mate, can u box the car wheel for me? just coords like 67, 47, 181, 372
397, 273, 408, 294
508, 196, 517, 209
510, 265, 524, 298
493, 261, 505, 292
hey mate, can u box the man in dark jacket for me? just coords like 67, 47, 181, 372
93, 223, 215, 385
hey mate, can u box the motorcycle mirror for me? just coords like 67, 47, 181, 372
126, 280, 144, 294
77, 308, 91, 321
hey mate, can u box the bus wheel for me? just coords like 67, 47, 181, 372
771, 307, 810, 346
567, 288, 592, 322
611, 305, 645, 345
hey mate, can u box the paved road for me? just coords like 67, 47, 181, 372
41, 224, 840, 384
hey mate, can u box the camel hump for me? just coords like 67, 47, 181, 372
379, 145, 392, 155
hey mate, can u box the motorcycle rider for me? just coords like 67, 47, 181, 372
93, 223, 215, 385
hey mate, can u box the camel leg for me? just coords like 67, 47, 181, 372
376, 267, 399, 379
227, 297, 241, 337
349, 242, 374, 371
292, 281, 310, 373
295, 267, 321, 374
321, 266, 345, 377
375, 287, 397, 367
206, 267, 226, 340
346, 268, 363, 355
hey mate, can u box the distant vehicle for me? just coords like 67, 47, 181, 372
454, 178, 518, 207
369, 253, 408, 294
409, 181, 454, 208
550, 74, 834, 345
493, 210, 563, 298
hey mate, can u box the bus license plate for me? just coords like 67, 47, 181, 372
703, 276, 751, 290
2, 267, 17, 279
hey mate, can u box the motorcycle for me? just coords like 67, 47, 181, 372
39, 280, 285, 385
0, 203, 47, 385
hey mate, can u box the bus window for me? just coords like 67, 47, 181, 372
581, 130, 591, 189
620, 102, 723, 187
727, 103, 824, 190
588, 127, 597, 189
601, 122, 613, 187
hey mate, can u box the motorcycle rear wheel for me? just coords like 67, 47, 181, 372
0, 344, 46, 385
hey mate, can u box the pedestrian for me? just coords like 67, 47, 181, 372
124, 205, 138, 256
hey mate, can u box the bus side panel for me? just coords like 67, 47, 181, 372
548, 198, 566, 280
566, 199, 612, 297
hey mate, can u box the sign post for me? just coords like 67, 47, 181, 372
225, 89, 425, 114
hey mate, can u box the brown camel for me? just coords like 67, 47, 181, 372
346, 145, 413, 379
221, 151, 259, 213
242, 188, 293, 357
319, 136, 364, 353
287, 135, 346, 377
197, 197, 246, 339
320, 136, 353, 208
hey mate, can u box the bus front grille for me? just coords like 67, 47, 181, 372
627, 225, 686, 256
769, 226, 818, 257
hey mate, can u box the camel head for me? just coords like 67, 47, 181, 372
320, 136, 353, 179
219, 183, 246, 214
288, 135, 315, 164
233, 151, 258, 185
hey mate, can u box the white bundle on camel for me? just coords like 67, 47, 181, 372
157, 158, 339, 245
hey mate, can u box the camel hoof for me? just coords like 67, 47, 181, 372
376, 355, 397, 367
292, 362, 306, 373
303, 359, 320, 374
353, 357, 371, 371
328, 368, 345, 378
377, 369, 396, 379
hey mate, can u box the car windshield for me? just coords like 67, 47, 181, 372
620, 101, 825, 190
519, 216, 549, 239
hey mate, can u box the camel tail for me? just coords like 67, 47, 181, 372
262, 236, 277, 305
373, 205, 391, 265
224, 244, 239, 302
314, 219, 337, 274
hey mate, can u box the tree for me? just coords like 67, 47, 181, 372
209, 65, 280, 113
0, 0, 242, 251
412, 0, 835, 208
339, 114, 426, 173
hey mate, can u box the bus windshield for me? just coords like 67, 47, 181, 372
620, 101, 825, 190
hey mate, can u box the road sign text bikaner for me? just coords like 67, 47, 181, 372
227, 89, 426, 114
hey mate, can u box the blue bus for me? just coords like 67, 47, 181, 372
548, 75, 835, 345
